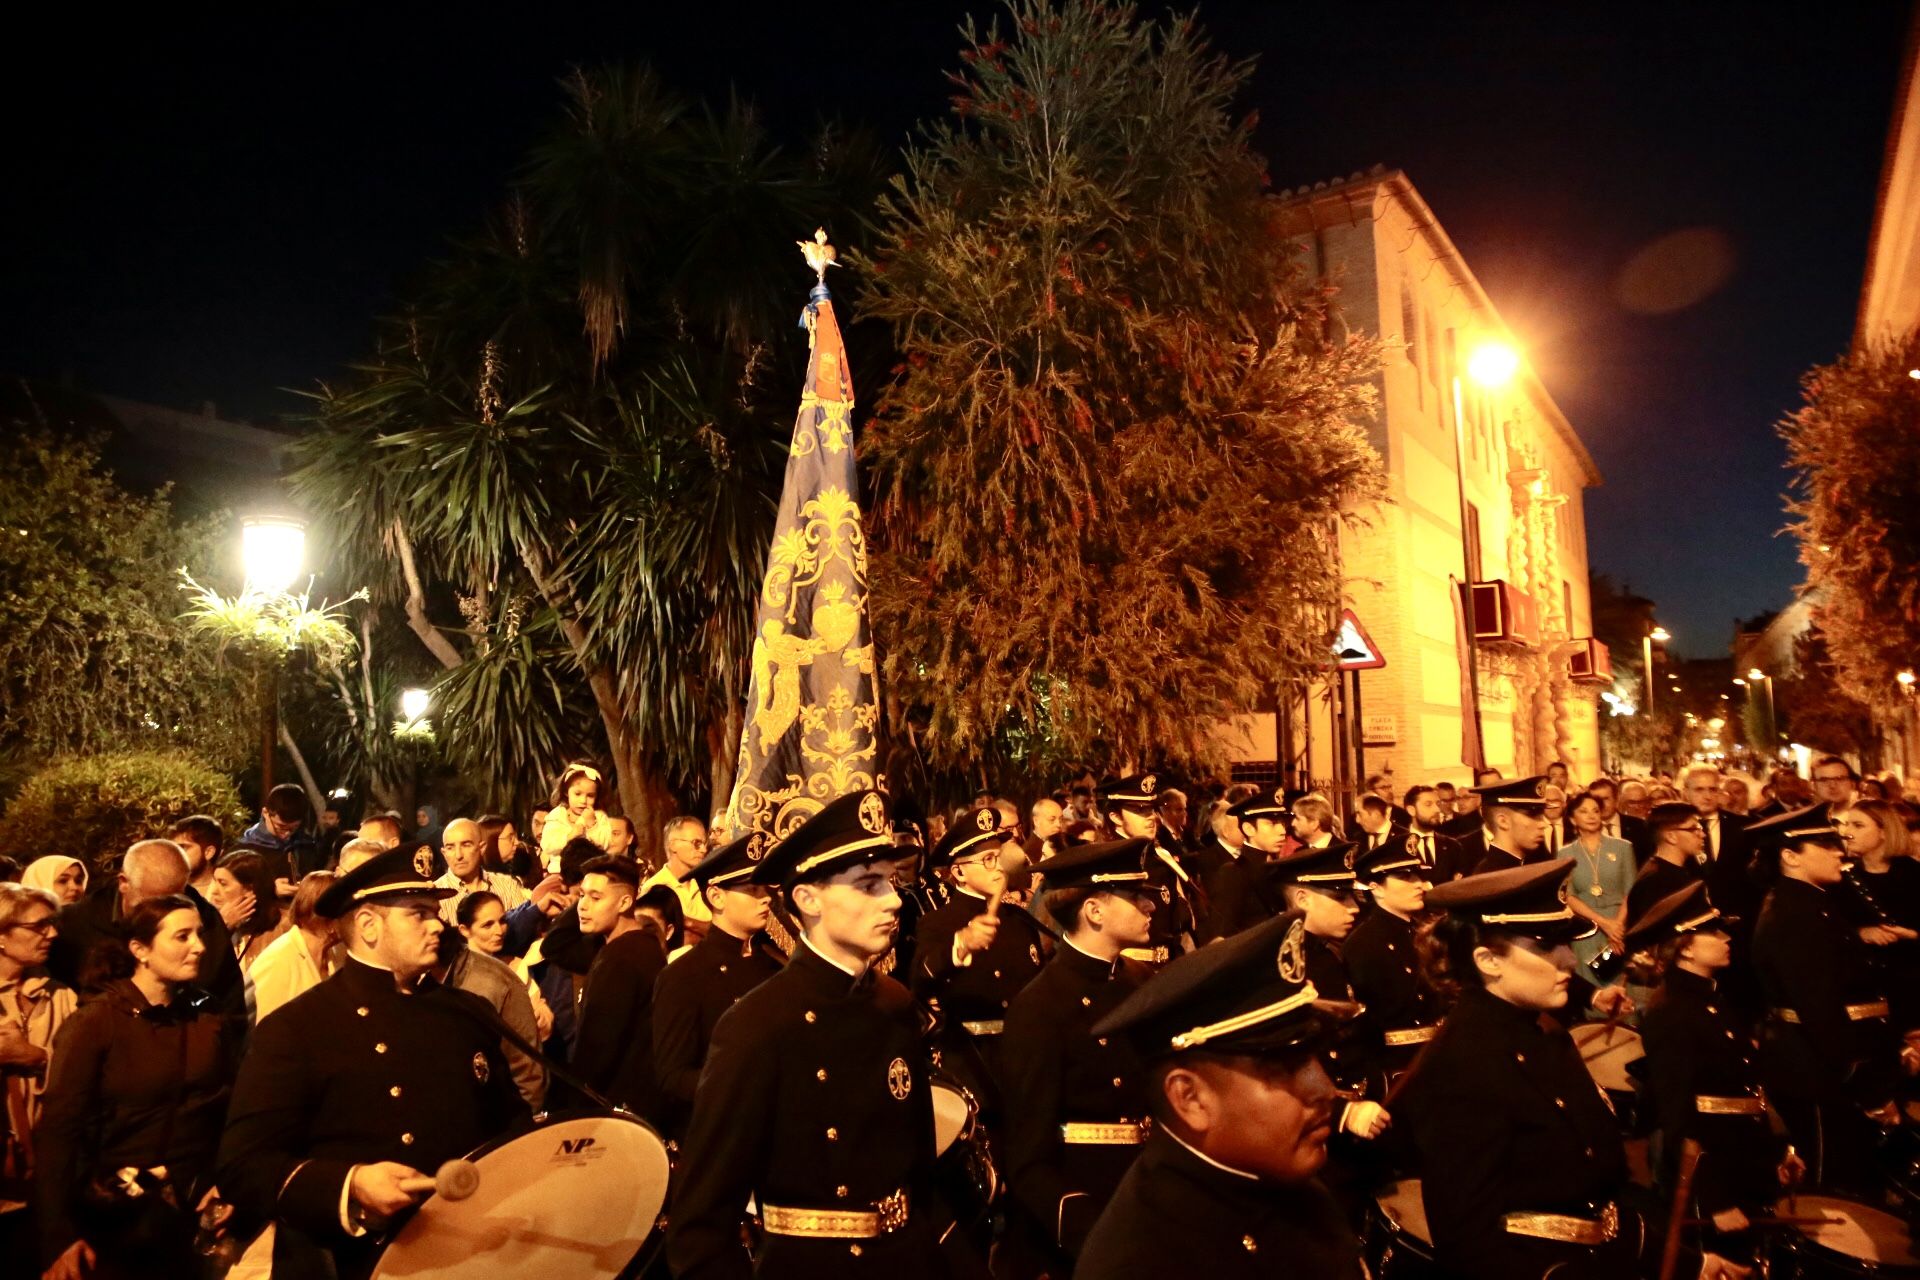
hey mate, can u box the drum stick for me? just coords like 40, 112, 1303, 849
986, 889, 1003, 920
1657, 1138, 1702, 1280
395, 1160, 481, 1201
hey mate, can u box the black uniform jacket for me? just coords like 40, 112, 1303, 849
1752, 876, 1891, 1101
1075, 1128, 1363, 1280
911, 890, 1047, 1027
999, 939, 1151, 1256
567, 927, 667, 1116
1342, 908, 1442, 1083
666, 940, 943, 1280
216, 956, 527, 1280
1401, 986, 1629, 1280
652, 924, 783, 1132
1204, 847, 1286, 940
1639, 967, 1776, 1218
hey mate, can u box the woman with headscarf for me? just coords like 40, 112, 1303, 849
20, 859, 87, 909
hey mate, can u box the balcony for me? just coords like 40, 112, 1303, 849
1459, 579, 1540, 649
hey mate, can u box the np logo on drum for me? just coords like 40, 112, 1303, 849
559, 1137, 597, 1155
550, 1134, 610, 1166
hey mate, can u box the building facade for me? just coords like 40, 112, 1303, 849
1220, 168, 1608, 793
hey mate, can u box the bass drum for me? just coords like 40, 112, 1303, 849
1767, 1195, 1920, 1278
931, 1074, 998, 1215
370, 1110, 672, 1280
1570, 1021, 1645, 1133
1366, 1178, 1443, 1277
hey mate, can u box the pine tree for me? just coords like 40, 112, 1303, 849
858, 0, 1384, 782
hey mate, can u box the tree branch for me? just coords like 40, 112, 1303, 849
392, 516, 463, 671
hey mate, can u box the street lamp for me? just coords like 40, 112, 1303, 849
241, 515, 306, 596
1745, 667, 1777, 755
1448, 334, 1522, 772
400, 687, 431, 725
1642, 625, 1670, 716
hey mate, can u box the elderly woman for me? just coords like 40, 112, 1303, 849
20, 859, 87, 909
1, 884, 79, 1257
36, 896, 237, 1280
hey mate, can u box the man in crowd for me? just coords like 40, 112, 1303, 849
217, 850, 525, 1279
1403, 785, 1467, 882
1101, 775, 1196, 961
1470, 778, 1554, 875
651, 833, 783, 1135
1026, 795, 1065, 863
1545, 760, 1571, 792
169, 814, 225, 899
561, 856, 664, 1114
434, 817, 528, 922
605, 815, 637, 860
642, 816, 712, 946
1366, 773, 1410, 827
1438, 782, 1487, 869
241, 783, 325, 883
1626, 802, 1706, 919
1206, 789, 1292, 940
48, 840, 234, 1012
1001, 838, 1157, 1273
668, 789, 947, 1276
1155, 787, 1190, 858
1619, 779, 1654, 823
249, 869, 341, 1023
1809, 754, 1860, 820
1722, 776, 1753, 816
357, 813, 403, 852
1077, 911, 1363, 1276
1351, 795, 1399, 852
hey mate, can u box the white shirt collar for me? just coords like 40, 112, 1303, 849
800, 935, 864, 978
1165, 1127, 1258, 1181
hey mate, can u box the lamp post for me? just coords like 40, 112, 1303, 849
240, 515, 306, 795
1449, 332, 1520, 772
1642, 625, 1670, 716
1746, 667, 1776, 757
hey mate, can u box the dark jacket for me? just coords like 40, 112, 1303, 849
567, 927, 667, 1116
999, 940, 1150, 1260
48, 883, 241, 1018
1752, 876, 1893, 1103
1401, 986, 1632, 1280
215, 956, 526, 1280
35, 981, 236, 1263
651, 924, 783, 1134
1204, 847, 1287, 940
666, 942, 941, 1280
1343, 908, 1443, 1083
1076, 1128, 1362, 1280
911, 890, 1046, 1108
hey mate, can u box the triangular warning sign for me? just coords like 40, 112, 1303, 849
1334, 609, 1385, 670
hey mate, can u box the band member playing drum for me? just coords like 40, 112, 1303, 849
910, 807, 1046, 1113
998, 838, 1157, 1275
1748, 808, 1899, 1194
1076, 910, 1365, 1278
1401, 862, 1644, 1279
651, 832, 784, 1137
215, 850, 527, 1280
666, 789, 947, 1278
1632, 881, 1802, 1278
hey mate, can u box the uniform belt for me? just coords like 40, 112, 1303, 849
1382, 1025, 1439, 1046
1502, 1203, 1619, 1246
1060, 1120, 1150, 1145
761, 1189, 909, 1239
961, 1020, 1005, 1036
1772, 1001, 1888, 1024
1694, 1094, 1767, 1116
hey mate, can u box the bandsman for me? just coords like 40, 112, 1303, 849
1097, 774, 1196, 962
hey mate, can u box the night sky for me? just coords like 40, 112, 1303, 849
1, 4, 1907, 656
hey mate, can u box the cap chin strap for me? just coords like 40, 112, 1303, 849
1168, 981, 1320, 1051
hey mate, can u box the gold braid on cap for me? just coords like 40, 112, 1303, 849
1168, 982, 1320, 1051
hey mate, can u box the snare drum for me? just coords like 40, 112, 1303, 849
930, 1075, 998, 1215
1768, 1194, 1920, 1277
1571, 1022, 1644, 1131
1366, 1178, 1442, 1277
370, 1110, 672, 1280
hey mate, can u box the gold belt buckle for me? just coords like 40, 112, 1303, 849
1694, 1093, 1767, 1116
1382, 1025, 1439, 1047
1849, 1001, 1890, 1021
960, 1020, 1005, 1036
1060, 1120, 1149, 1145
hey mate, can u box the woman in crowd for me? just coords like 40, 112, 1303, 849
456, 891, 553, 1043
246, 871, 337, 1025
36, 896, 237, 1280
538, 764, 612, 869
478, 813, 539, 886
20, 859, 87, 909
1559, 790, 1635, 978
0, 884, 78, 1260
1836, 797, 1920, 1029
206, 851, 285, 976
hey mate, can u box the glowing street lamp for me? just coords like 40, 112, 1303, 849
400, 687, 432, 724
1448, 333, 1524, 772
1642, 624, 1671, 716
1466, 341, 1522, 388
241, 515, 306, 596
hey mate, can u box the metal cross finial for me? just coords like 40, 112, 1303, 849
798, 227, 838, 283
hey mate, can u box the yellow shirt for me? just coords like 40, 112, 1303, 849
640, 864, 712, 924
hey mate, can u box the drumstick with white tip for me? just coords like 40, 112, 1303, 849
395, 1159, 481, 1201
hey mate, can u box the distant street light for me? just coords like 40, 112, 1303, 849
241, 515, 306, 596
400, 687, 432, 724
1643, 624, 1670, 716
1899, 670, 1917, 690
1747, 667, 1765, 681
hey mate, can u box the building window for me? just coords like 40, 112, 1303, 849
1400, 286, 1423, 410
1465, 502, 1484, 581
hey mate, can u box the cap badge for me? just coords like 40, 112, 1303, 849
858, 793, 888, 835
1273, 786, 1286, 806
1029, 943, 1040, 965
1140, 773, 1157, 794
747, 831, 769, 862
1277, 918, 1308, 984
1344, 846, 1358, 869
887, 1057, 912, 1100
975, 808, 997, 833
412, 848, 436, 878
472, 1051, 490, 1083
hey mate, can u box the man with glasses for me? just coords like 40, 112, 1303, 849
1809, 755, 1860, 820
642, 816, 712, 948
1000, 838, 1158, 1274
911, 807, 1047, 1112
1627, 803, 1706, 919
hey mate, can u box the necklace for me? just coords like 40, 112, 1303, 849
1575, 838, 1606, 897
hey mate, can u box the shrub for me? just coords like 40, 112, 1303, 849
0, 750, 246, 875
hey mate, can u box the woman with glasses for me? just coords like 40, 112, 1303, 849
0, 884, 78, 1264
35, 895, 236, 1280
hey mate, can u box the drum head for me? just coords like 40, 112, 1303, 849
1374, 1178, 1432, 1247
932, 1083, 973, 1157
371, 1112, 671, 1280
1571, 1022, 1643, 1093
1779, 1195, 1920, 1270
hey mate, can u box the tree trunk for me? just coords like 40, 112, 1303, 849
392, 516, 464, 671
707, 701, 743, 822
278, 722, 327, 818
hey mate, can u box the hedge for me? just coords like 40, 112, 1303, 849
0, 750, 246, 875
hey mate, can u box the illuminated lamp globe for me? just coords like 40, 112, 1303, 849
400, 688, 431, 723
241, 515, 306, 595
1466, 341, 1521, 388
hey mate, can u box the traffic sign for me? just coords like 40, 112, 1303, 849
1334, 609, 1386, 670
